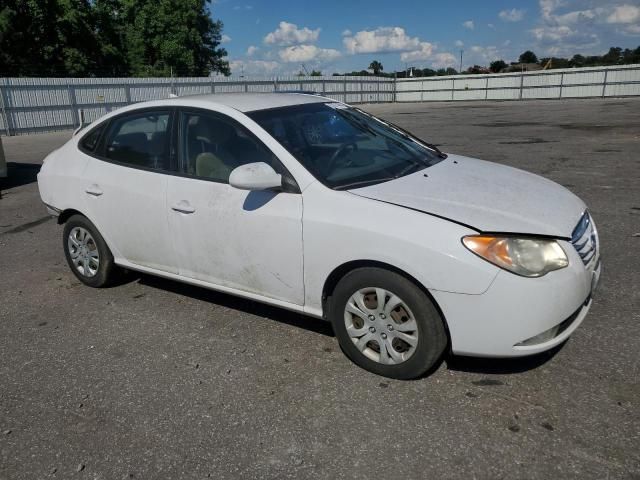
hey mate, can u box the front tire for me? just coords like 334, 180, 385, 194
329, 267, 447, 379
63, 215, 117, 287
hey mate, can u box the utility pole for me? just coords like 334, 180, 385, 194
459, 50, 464, 73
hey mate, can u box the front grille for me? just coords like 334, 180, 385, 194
571, 211, 598, 266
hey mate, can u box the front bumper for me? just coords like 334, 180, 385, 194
431, 240, 601, 357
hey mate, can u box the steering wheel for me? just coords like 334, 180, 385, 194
326, 142, 358, 174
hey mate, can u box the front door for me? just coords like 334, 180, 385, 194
167, 109, 304, 305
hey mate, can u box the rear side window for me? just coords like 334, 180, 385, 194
79, 124, 105, 152
103, 111, 171, 170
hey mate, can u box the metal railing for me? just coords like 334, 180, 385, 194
1, 64, 639, 136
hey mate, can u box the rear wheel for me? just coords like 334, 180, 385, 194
329, 267, 447, 379
63, 215, 117, 287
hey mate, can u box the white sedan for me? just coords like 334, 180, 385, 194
37, 93, 601, 379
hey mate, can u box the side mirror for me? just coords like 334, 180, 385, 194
229, 162, 282, 191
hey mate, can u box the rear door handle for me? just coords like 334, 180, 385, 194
171, 200, 196, 214
85, 184, 103, 197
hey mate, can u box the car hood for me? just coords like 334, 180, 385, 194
348, 154, 586, 237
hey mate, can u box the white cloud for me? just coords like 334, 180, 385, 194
431, 53, 458, 69
463, 20, 475, 30
264, 21, 320, 46
531, 0, 608, 55
607, 4, 640, 28
488, 23, 495, 29
230, 59, 280, 76
342, 29, 352, 36
221, 34, 231, 43
530, 24, 600, 54
623, 24, 640, 34
246, 45, 259, 56
278, 45, 341, 63
470, 45, 502, 63
233, 5, 253, 10
531, 24, 574, 42
540, 0, 563, 22
455, 40, 464, 48
554, 9, 601, 25
499, 8, 525, 22
343, 27, 421, 54
400, 42, 435, 62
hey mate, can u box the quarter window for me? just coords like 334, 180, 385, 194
181, 111, 279, 183
103, 112, 171, 170
79, 123, 105, 152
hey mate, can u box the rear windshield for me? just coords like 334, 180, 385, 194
248, 103, 443, 190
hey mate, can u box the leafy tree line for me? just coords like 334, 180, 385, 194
464, 46, 640, 75
333, 67, 458, 78
488, 47, 640, 73
335, 46, 640, 78
0, 0, 230, 77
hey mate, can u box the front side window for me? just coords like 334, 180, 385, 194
180, 111, 279, 183
248, 103, 444, 189
103, 111, 170, 169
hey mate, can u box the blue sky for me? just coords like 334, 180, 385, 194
212, 0, 640, 76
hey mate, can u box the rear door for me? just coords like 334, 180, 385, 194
166, 108, 305, 305
82, 108, 178, 273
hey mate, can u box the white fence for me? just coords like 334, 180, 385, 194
0, 76, 394, 135
395, 64, 640, 102
1, 64, 639, 135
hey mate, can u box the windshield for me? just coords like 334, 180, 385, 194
248, 102, 444, 190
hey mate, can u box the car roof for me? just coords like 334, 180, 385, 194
164, 92, 330, 112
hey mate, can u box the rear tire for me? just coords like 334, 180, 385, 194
62, 215, 117, 288
329, 267, 447, 380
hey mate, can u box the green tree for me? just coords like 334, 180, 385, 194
518, 50, 538, 64
622, 47, 640, 64
538, 57, 570, 69
602, 47, 622, 65
0, 0, 97, 76
369, 60, 383, 75
465, 65, 487, 74
310, 70, 322, 76
570, 54, 585, 67
92, 0, 129, 76
122, 0, 229, 76
489, 59, 507, 73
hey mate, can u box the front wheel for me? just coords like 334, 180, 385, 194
329, 267, 447, 379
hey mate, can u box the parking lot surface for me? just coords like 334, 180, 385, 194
1, 98, 639, 479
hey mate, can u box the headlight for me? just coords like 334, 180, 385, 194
462, 235, 568, 277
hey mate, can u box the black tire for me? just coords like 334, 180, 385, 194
62, 214, 118, 288
328, 267, 447, 380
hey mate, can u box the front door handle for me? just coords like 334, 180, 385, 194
85, 184, 103, 197
171, 200, 196, 214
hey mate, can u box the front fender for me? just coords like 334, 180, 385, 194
302, 183, 499, 316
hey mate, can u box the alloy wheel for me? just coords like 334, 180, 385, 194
67, 227, 100, 277
344, 287, 419, 365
